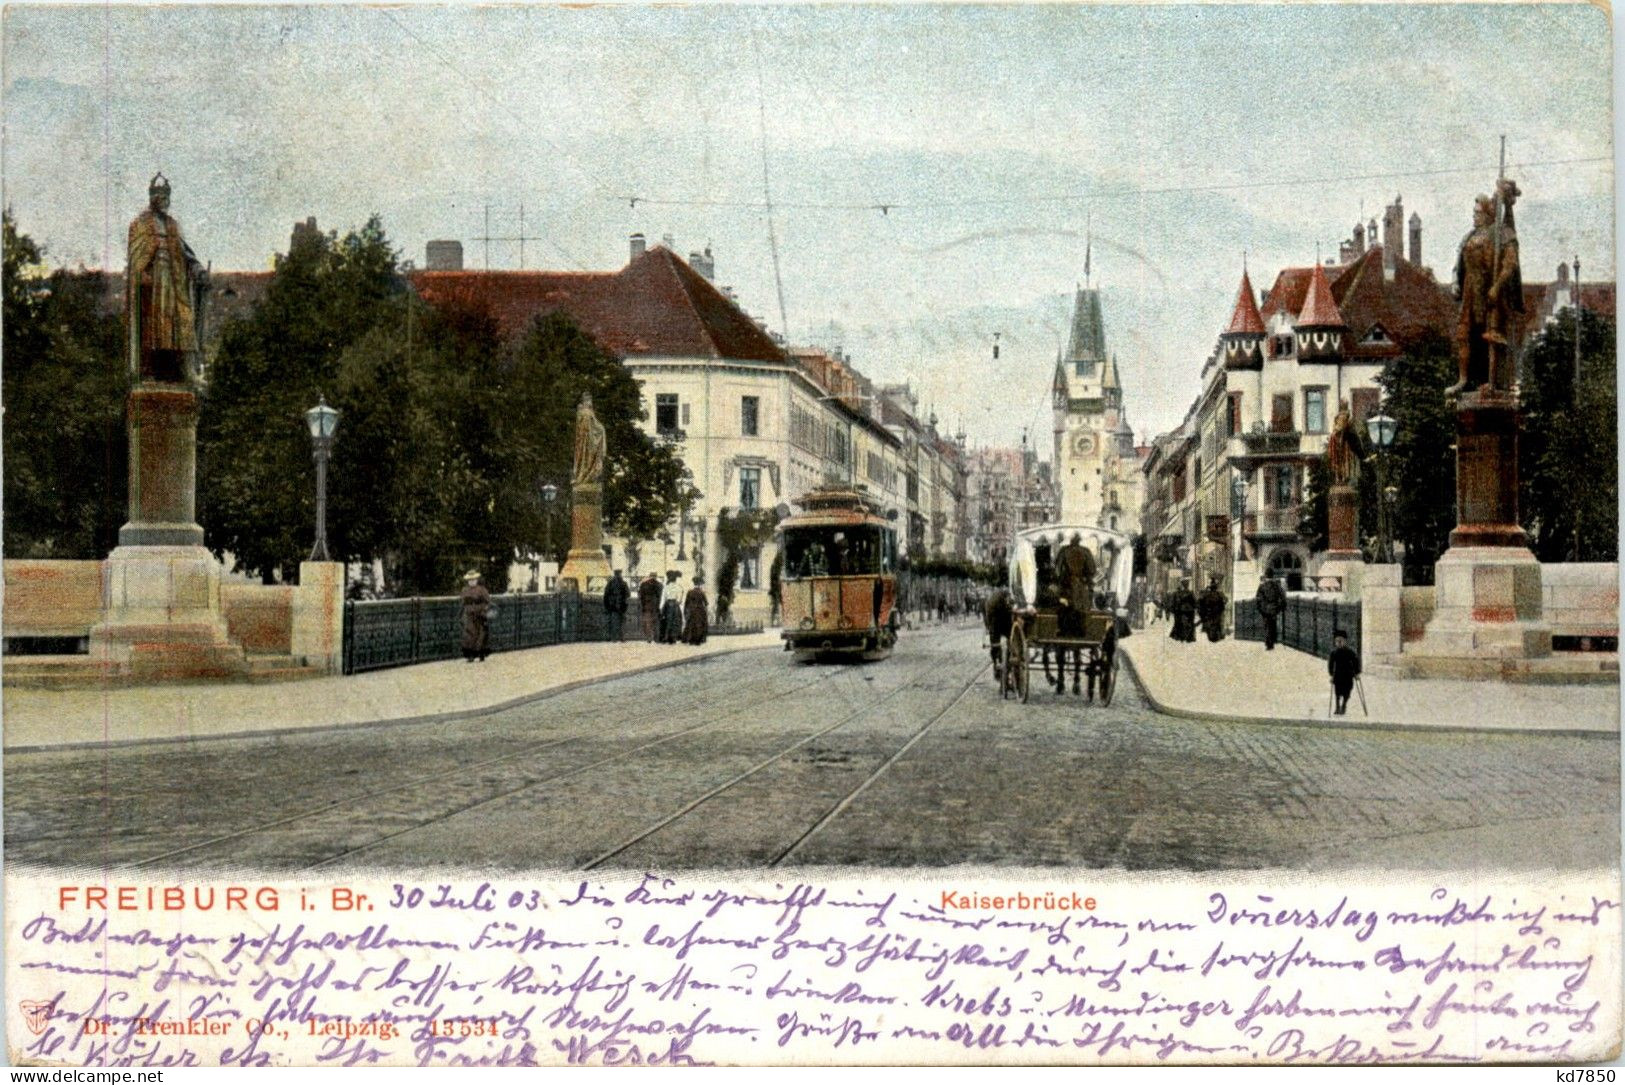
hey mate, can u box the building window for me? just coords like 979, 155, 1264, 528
741, 396, 759, 437
1227, 392, 1243, 437
1075, 359, 1096, 379
1273, 334, 1293, 358
739, 467, 761, 510
1271, 394, 1293, 433
1304, 388, 1327, 433
739, 548, 760, 590
656, 394, 679, 436
1269, 465, 1295, 508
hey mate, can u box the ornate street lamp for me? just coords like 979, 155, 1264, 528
1365, 411, 1397, 563
538, 482, 559, 588
304, 395, 340, 561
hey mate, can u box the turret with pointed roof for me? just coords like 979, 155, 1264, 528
1220, 268, 1265, 370
1294, 262, 1346, 361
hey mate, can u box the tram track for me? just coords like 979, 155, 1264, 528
575, 658, 990, 870
289, 659, 876, 871
112, 659, 857, 871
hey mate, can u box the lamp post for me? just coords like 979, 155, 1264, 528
1231, 472, 1250, 561
539, 482, 558, 589
1365, 410, 1397, 563
304, 395, 340, 561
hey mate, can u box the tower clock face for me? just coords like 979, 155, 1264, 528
1073, 432, 1097, 456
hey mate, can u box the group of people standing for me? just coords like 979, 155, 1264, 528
613, 570, 710, 646
1162, 578, 1229, 644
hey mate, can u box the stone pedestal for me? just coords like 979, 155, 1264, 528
291, 561, 345, 674
1405, 391, 1550, 674
558, 483, 612, 594
1449, 390, 1527, 548
88, 545, 247, 679
120, 385, 205, 547
1325, 484, 1361, 561
1407, 546, 1551, 667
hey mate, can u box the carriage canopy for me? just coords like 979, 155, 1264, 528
1007, 524, 1135, 615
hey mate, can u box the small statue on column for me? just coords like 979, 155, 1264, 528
126, 174, 209, 385
572, 392, 607, 487
1449, 179, 1523, 396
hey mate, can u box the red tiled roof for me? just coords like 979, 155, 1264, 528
1259, 267, 1316, 325
1223, 269, 1266, 336
410, 247, 785, 363
1297, 262, 1345, 327
1329, 247, 1455, 355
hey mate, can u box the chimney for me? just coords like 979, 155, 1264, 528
424, 239, 464, 271
661, 232, 676, 250
688, 246, 715, 281
1382, 195, 1403, 280
1352, 221, 1366, 255
629, 232, 646, 261
1408, 211, 1422, 267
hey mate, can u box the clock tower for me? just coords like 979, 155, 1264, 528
1052, 282, 1128, 525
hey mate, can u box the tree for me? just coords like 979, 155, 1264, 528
1520, 308, 1617, 561
500, 312, 689, 553
2, 210, 128, 558
1374, 332, 1458, 583
198, 215, 414, 582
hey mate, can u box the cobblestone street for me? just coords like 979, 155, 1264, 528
6, 627, 1617, 872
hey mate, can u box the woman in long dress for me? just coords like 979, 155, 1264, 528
460, 570, 491, 662
682, 576, 710, 646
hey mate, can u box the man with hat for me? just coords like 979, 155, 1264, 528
1328, 630, 1362, 715
603, 569, 629, 643
1056, 532, 1097, 614
460, 570, 491, 662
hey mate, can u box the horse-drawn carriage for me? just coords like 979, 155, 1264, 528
993, 524, 1134, 704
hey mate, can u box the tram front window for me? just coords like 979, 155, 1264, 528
784, 527, 884, 578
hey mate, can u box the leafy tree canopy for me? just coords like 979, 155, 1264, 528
3, 210, 127, 558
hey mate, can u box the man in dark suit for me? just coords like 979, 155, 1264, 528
603, 570, 629, 642
1255, 576, 1287, 650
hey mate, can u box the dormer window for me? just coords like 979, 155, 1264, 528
1362, 324, 1392, 344
1272, 334, 1294, 358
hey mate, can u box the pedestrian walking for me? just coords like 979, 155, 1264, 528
1328, 630, 1361, 715
682, 575, 710, 646
1255, 575, 1287, 650
1169, 579, 1198, 643
603, 570, 629, 643
459, 569, 491, 663
659, 571, 683, 643
1198, 578, 1228, 643
638, 572, 662, 641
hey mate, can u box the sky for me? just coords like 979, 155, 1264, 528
3, 3, 1614, 448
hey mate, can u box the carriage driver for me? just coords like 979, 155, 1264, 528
1056, 532, 1097, 611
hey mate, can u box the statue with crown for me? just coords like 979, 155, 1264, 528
86, 174, 251, 680
127, 173, 209, 386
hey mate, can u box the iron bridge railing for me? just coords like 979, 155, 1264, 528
1233, 594, 1361, 660
342, 592, 763, 675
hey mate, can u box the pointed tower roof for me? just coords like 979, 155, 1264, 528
1297, 262, 1346, 328
1063, 288, 1107, 364
1223, 269, 1266, 336
1101, 351, 1120, 390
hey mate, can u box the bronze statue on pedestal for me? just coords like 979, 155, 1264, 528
572, 392, 607, 487
126, 173, 209, 385
1449, 178, 1523, 396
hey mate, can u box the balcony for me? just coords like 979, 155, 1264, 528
1231, 430, 1303, 461
1243, 506, 1303, 539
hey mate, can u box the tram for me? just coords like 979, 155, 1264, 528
777, 485, 900, 661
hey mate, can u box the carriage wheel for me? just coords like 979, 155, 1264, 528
1010, 623, 1030, 703
1099, 634, 1119, 707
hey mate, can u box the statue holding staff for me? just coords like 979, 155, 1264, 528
1450, 178, 1523, 395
